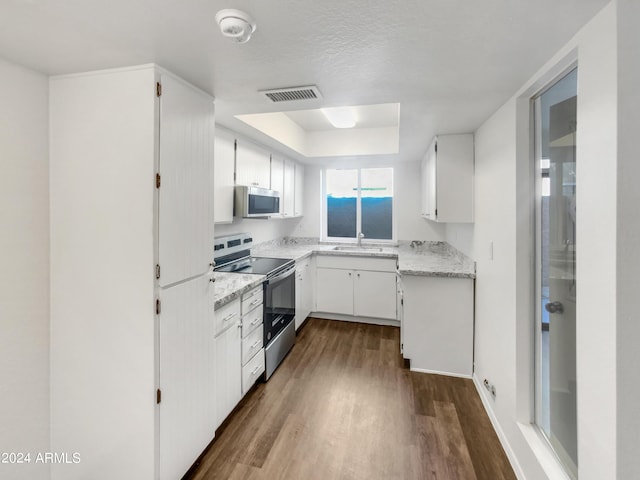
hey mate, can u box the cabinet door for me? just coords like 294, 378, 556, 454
316, 268, 353, 315
354, 270, 397, 320
402, 276, 473, 377
421, 139, 437, 219
435, 134, 474, 223
283, 159, 295, 217
270, 155, 284, 216
235, 139, 271, 188
214, 128, 235, 224
158, 74, 214, 287
159, 275, 215, 480
294, 162, 304, 217
295, 260, 310, 330
214, 319, 242, 428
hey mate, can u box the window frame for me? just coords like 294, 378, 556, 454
320, 166, 396, 244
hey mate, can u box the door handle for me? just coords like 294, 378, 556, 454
544, 301, 564, 314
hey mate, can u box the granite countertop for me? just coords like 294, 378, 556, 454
251, 237, 476, 279
213, 272, 265, 309
397, 241, 475, 278
213, 238, 474, 309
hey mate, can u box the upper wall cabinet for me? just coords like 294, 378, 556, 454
283, 159, 295, 217
235, 139, 271, 189
270, 155, 285, 216
421, 133, 474, 223
294, 162, 304, 217
214, 127, 236, 224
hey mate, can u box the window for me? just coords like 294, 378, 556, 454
323, 167, 394, 241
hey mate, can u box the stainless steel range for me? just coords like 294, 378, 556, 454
214, 233, 296, 379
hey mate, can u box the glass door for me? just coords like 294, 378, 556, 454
534, 68, 578, 478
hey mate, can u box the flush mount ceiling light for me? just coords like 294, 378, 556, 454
215, 9, 256, 44
321, 106, 357, 129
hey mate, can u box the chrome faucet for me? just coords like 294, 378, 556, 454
357, 231, 365, 247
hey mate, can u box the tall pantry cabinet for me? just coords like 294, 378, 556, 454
50, 65, 215, 480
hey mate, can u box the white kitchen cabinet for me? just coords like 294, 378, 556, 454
295, 256, 315, 330
402, 275, 474, 377
159, 275, 215, 480
235, 138, 271, 189
50, 65, 215, 480
270, 155, 285, 216
315, 256, 397, 321
214, 127, 236, 224
283, 158, 295, 217
242, 348, 266, 395
421, 133, 474, 223
316, 267, 354, 315
241, 285, 265, 395
158, 73, 215, 288
353, 270, 397, 320
214, 299, 242, 427
294, 162, 304, 217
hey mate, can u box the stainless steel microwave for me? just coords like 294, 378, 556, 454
234, 185, 280, 218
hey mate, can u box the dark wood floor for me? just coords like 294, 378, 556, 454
189, 318, 516, 480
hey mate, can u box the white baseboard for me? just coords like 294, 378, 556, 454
410, 367, 471, 379
311, 312, 400, 327
472, 373, 526, 480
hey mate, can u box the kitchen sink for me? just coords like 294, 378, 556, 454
332, 246, 384, 252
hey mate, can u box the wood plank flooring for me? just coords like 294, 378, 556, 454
188, 318, 516, 480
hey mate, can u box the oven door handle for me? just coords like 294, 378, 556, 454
268, 265, 295, 284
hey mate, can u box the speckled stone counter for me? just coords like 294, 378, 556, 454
397, 241, 475, 278
251, 237, 476, 279
213, 272, 265, 309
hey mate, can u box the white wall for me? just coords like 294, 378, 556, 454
215, 217, 301, 244
395, 161, 446, 241
0, 58, 50, 480
445, 223, 474, 258
615, 1, 640, 478
464, 3, 622, 479
295, 161, 446, 242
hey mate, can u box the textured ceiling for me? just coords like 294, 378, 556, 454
0, 0, 609, 164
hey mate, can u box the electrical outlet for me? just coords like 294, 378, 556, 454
483, 378, 496, 398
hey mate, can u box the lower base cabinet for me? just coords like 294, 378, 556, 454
295, 257, 315, 330
214, 299, 242, 429
241, 286, 265, 395
315, 255, 398, 321
316, 267, 354, 315
401, 275, 474, 377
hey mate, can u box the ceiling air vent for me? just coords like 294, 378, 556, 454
260, 85, 322, 103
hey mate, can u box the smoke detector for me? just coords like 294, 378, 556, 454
215, 9, 256, 44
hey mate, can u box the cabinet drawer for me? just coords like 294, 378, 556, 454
242, 305, 263, 338
242, 348, 265, 395
242, 325, 264, 366
242, 286, 263, 314
316, 255, 397, 272
214, 299, 241, 336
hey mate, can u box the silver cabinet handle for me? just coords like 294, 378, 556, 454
251, 340, 260, 348
251, 365, 261, 375
223, 312, 237, 322
250, 317, 261, 326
